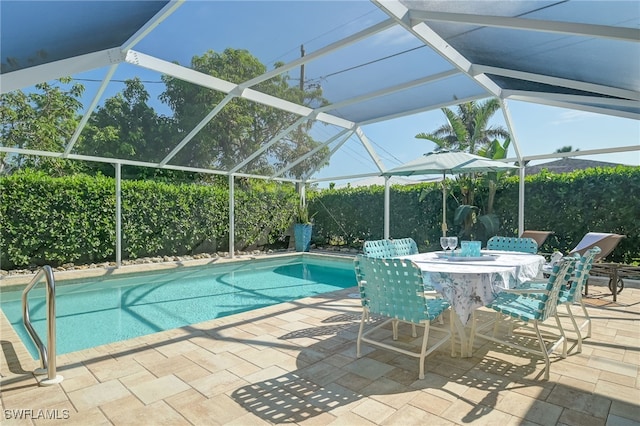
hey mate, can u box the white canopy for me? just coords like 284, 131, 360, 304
384, 151, 519, 177
384, 150, 518, 236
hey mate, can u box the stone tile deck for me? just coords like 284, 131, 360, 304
1, 272, 639, 425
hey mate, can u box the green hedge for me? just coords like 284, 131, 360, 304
493, 166, 640, 263
120, 180, 228, 259
310, 182, 445, 250
1, 171, 116, 267
0, 170, 296, 269
1, 166, 638, 269
310, 166, 640, 264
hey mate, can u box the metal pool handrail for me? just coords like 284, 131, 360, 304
21, 265, 63, 386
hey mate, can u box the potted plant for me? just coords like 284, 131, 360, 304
293, 203, 313, 252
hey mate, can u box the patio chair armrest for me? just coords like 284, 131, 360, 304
502, 288, 548, 295
521, 278, 547, 284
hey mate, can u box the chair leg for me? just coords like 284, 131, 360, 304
411, 323, 417, 338
357, 310, 367, 357
579, 300, 592, 338
392, 319, 399, 340
468, 311, 477, 356
533, 321, 551, 380
553, 313, 568, 358
450, 310, 456, 357
565, 303, 583, 353
492, 312, 501, 337
419, 322, 430, 380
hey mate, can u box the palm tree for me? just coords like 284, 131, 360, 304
415, 99, 510, 154
478, 137, 511, 214
416, 99, 511, 243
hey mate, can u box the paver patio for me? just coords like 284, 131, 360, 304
1, 268, 638, 425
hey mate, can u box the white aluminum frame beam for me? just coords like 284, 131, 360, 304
126, 50, 354, 129
408, 10, 640, 42
503, 91, 640, 121
303, 131, 355, 181
239, 19, 397, 89
0, 48, 126, 94
230, 116, 310, 173
470, 65, 640, 101
115, 163, 122, 268
229, 174, 235, 258
500, 99, 525, 234
507, 145, 640, 164
355, 126, 386, 173
63, 64, 119, 157
505, 92, 639, 109
125, 49, 235, 92
308, 172, 384, 184
121, 1, 184, 51
271, 128, 352, 179
0, 146, 299, 182
372, 1, 503, 108
500, 99, 523, 163
384, 177, 390, 239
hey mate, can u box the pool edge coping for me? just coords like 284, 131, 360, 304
0, 251, 356, 290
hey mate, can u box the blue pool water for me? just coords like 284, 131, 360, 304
0, 256, 356, 358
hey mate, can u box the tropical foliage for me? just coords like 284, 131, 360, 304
415, 99, 513, 243
415, 99, 509, 155
312, 166, 639, 264
0, 77, 85, 176
1, 166, 638, 269
0, 170, 297, 268
0, 49, 330, 181
160, 48, 329, 178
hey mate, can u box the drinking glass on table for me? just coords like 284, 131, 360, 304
447, 236, 458, 254
440, 237, 449, 254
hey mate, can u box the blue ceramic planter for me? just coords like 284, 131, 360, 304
294, 223, 313, 252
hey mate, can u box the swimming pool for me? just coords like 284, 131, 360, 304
0, 255, 356, 358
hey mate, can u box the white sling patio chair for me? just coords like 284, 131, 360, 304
486, 236, 538, 254
362, 239, 396, 258
510, 247, 601, 353
390, 237, 419, 256
354, 255, 453, 379
470, 256, 578, 380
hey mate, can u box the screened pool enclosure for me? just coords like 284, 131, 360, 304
1, 0, 638, 261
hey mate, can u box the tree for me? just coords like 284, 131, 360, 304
2, 50, 331, 181
0, 77, 85, 175
478, 137, 511, 214
416, 99, 512, 243
78, 78, 189, 180
415, 99, 509, 154
161, 48, 330, 178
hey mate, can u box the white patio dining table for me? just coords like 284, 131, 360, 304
399, 250, 546, 357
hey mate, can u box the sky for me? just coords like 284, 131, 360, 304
24, 0, 639, 181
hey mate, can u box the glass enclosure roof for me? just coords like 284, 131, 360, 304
1, 0, 638, 183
